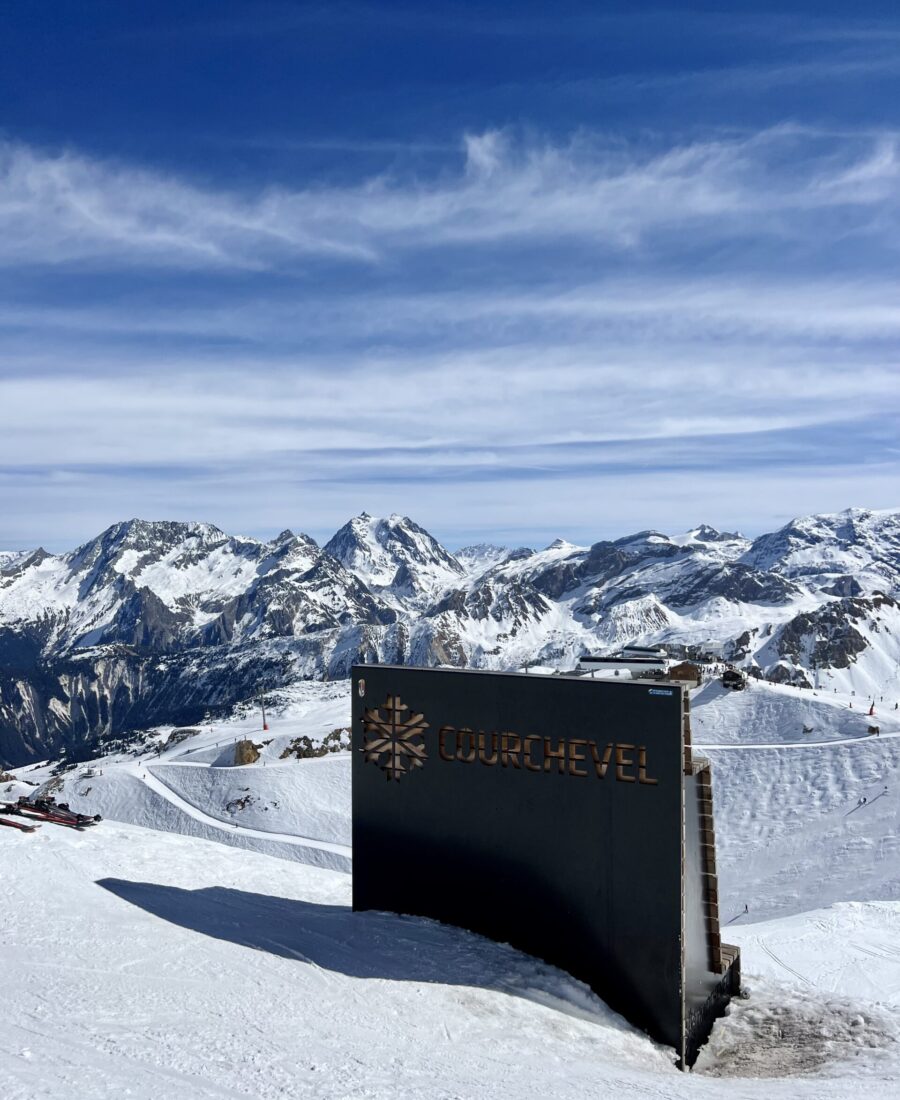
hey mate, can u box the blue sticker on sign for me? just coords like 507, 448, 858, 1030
648, 688, 674, 696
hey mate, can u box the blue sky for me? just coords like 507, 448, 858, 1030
1, 2, 899, 551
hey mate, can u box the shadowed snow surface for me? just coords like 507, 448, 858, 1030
3, 825, 900, 1099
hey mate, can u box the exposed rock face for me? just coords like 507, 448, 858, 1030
234, 739, 260, 765
766, 663, 813, 688
822, 576, 863, 598
280, 728, 349, 759
1, 508, 899, 766
729, 630, 756, 663
777, 596, 890, 670
166, 728, 200, 749
430, 573, 550, 625
664, 563, 800, 609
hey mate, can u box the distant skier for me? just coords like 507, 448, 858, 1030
743, 904, 749, 915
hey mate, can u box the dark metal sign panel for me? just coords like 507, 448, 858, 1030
352, 665, 697, 1057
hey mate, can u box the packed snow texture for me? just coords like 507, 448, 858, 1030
4, 822, 900, 1100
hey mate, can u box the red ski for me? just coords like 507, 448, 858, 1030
0, 815, 40, 832
14, 806, 88, 830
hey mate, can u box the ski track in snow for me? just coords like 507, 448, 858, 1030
7, 684, 355, 874
698, 731, 898, 749
137, 762, 351, 863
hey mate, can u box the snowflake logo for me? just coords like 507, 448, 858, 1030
360, 695, 429, 782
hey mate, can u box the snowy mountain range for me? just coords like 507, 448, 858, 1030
1, 506, 898, 766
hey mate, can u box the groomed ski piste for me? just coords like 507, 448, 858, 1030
3, 676, 900, 1098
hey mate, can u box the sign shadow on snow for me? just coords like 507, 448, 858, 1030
95, 878, 632, 1032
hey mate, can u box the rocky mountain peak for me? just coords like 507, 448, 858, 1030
689, 523, 743, 543
324, 513, 464, 601
613, 529, 674, 549
1, 547, 50, 578
69, 518, 228, 572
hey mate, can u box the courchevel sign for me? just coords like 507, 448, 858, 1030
353, 665, 740, 1069
361, 694, 659, 785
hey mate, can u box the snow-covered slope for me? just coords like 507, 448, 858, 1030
0, 826, 696, 1097
691, 678, 900, 746
5, 671, 900, 1093
2, 682, 352, 868
3, 781, 900, 1095
688, 679, 900, 920
742, 508, 900, 589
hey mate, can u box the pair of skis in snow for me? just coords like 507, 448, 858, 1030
0, 797, 102, 833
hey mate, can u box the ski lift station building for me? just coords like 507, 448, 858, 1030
577, 644, 670, 679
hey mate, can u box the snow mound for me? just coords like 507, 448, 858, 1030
148, 755, 350, 844
692, 678, 900, 746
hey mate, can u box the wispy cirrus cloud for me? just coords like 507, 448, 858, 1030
2, 127, 900, 271
5, 277, 900, 358
0, 340, 896, 480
